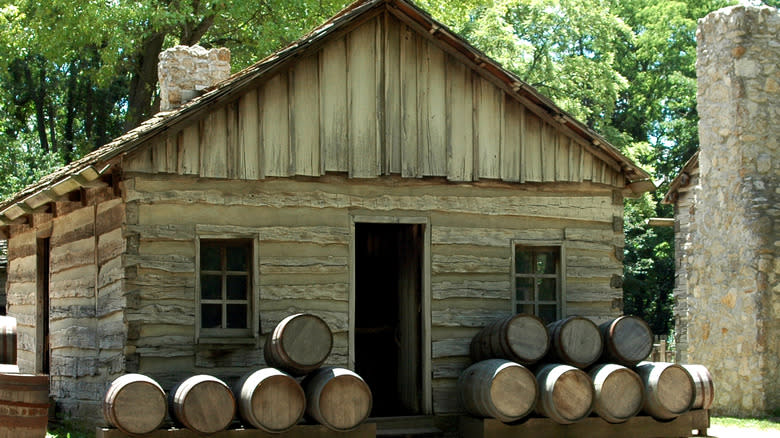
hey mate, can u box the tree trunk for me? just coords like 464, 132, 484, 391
125, 32, 166, 130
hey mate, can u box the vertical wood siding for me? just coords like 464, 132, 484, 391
124, 14, 624, 188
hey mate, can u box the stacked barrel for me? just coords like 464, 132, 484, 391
103, 313, 372, 436
459, 314, 714, 425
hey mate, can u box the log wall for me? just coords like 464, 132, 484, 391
123, 174, 624, 414
122, 14, 625, 189
5, 187, 126, 422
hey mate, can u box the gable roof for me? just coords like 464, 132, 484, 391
663, 151, 699, 204
0, 0, 653, 230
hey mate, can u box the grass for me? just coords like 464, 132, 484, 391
711, 416, 780, 430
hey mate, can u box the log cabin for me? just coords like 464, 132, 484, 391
0, 0, 653, 426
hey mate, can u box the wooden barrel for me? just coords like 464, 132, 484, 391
302, 367, 372, 432
264, 313, 333, 376
0, 373, 50, 438
636, 362, 695, 420
234, 368, 305, 432
103, 374, 167, 436
588, 363, 644, 423
469, 314, 549, 365
458, 359, 537, 423
535, 364, 594, 424
546, 317, 603, 368
682, 364, 714, 410
599, 316, 653, 366
169, 375, 236, 434
0, 316, 17, 365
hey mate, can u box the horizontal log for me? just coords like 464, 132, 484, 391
432, 255, 509, 274
50, 238, 95, 274
260, 310, 347, 334
128, 183, 616, 223
433, 227, 564, 246
49, 324, 97, 350
98, 280, 125, 317
8, 255, 38, 283
96, 199, 124, 236
51, 205, 95, 247
432, 309, 512, 328
260, 256, 348, 274
97, 315, 126, 350
432, 280, 510, 300
432, 337, 471, 358
7, 232, 36, 260
51, 267, 97, 298
6, 281, 37, 305
195, 345, 264, 368
126, 304, 195, 325
260, 283, 348, 301
99, 257, 124, 288
433, 357, 471, 379
432, 380, 462, 413
50, 303, 96, 321
125, 254, 195, 273
98, 228, 125, 265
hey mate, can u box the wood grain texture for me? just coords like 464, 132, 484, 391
348, 19, 379, 178
588, 364, 644, 423
635, 362, 695, 420
303, 367, 372, 432
292, 55, 321, 177
264, 314, 333, 376
458, 359, 537, 422
103, 374, 167, 436
169, 375, 236, 434
546, 316, 603, 368
535, 364, 594, 425
234, 368, 305, 432
599, 316, 653, 366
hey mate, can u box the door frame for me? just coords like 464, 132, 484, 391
349, 214, 432, 415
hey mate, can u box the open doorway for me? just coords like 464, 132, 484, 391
355, 223, 423, 417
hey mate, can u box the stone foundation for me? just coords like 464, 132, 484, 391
689, 4, 778, 416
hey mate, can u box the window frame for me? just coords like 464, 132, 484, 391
195, 228, 260, 343
511, 240, 566, 323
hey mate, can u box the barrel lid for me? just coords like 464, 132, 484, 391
280, 314, 333, 367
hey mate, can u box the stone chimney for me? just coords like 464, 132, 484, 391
158, 45, 231, 111
690, 4, 778, 416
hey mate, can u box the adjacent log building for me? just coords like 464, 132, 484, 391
0, 0, 653, 423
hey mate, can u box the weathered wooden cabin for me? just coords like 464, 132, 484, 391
0, 0, 652, 425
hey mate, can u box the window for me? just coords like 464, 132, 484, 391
198, 239, 253, 338
513, 245, 562, 324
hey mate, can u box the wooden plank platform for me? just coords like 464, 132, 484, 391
97, 423, 376, 438
459, 410, 710, 438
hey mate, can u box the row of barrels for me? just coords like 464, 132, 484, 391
105, 313, 373, 436
462, 313, 714, 425
459, 359, 714, 425
471, 314, 655, 369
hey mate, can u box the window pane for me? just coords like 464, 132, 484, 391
226, 275, 248, 300
515, 250, 532, 274
227, 245, 249, 271
201, 275, 222, 299
201, 245, 222, 271
539, 278, 557, 301
538, 305, 557, 324
227, 304, 248, 328
517, 303, 534, 315
515, 278, 534, 301
536, 251, 556, 274
201, 304, 222, 328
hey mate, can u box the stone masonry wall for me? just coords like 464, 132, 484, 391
158, 45, 230, 111
673, 168, 699, 365
692, 5, 778, 416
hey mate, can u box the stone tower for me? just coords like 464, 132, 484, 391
690, 4, 778, 416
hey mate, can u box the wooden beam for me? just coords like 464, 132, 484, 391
647, 218, 674, 227
23, 189, 59, 210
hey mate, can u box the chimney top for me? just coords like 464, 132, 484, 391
158, 45, 231, 111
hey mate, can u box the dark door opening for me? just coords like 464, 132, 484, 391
36, 237, 50, 374
355, 223, 423, 417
